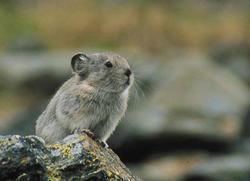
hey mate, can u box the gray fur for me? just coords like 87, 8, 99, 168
35, 52, 133, 143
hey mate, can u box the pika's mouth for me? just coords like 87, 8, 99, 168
125, 78, 130, 85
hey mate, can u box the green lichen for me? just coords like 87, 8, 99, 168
0, 138, 15, 147
0, 134, 141, 180
47, 166, 60, 180
48, 143, 72, 158
21, 156, 31, 165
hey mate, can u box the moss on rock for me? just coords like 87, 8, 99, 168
0, 134, 141, 181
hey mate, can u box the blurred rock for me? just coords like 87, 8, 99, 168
0, 104, 44, 135
241, 106, 250, 138
1, 52, 250, 167
6, 36, 47, 53
184, 154, 250, 181
211, 42, 250, 85
131, 152, 206, 181
0, 52, 72, 96
0, 133, 141, 180
132, 148, 250, 181
111, 54, 250, 161
0, 52, 73, 134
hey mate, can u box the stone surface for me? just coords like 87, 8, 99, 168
0, 133, 141, 181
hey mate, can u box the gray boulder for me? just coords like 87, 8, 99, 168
184, 154, 250, 181
0, 52, 71, 96
111, 54, 250, 154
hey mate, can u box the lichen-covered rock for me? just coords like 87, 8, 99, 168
0, 134, 141, 181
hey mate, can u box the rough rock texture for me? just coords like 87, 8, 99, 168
0, 133, 141, 181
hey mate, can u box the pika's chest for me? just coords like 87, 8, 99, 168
82, 95, 125, 119
56, 93, 126, 128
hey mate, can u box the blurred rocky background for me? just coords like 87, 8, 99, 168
0, 0, 250, 181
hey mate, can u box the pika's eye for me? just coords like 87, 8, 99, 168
105, 61, 113, 68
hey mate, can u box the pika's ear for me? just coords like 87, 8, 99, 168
71, 53, 89, 75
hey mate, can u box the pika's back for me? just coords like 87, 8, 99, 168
36, 52, 133, 143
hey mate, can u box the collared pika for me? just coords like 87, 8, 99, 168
35, 52, 133, 143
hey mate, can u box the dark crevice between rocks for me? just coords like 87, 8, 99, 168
185, 175, 215, 181
241, 105, 250, 138
112, 134, 234, 163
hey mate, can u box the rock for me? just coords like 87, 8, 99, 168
184, 154, 250, 181
132, 149, 250, 181
131, 152, 206, 181
211, 42, 250, 85
6, 36, 47, 53
1, 53, 250, 166
0, 52, 72, 96
111, 54, 250, 160
0, 133, 141, 180
0, 104, 44, 135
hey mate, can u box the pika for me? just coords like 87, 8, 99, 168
35, 52, 133, 143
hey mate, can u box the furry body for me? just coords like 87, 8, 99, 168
36, 52, 133, 143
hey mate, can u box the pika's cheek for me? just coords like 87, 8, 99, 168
129, 75, 134, 85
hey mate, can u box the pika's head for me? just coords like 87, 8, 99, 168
71, 52, 133, 93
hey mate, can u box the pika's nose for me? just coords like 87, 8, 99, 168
124, 68, 132, 77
